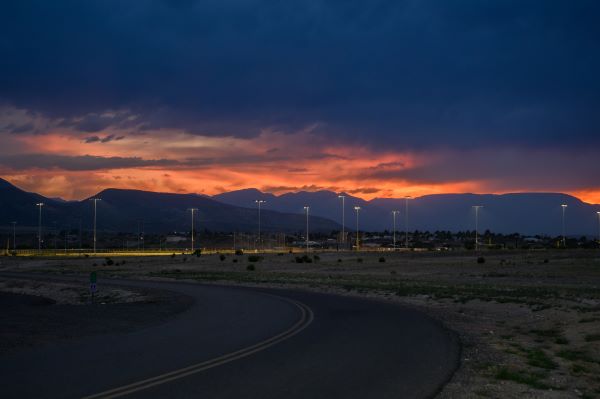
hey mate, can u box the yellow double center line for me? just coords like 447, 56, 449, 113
83, 296, 314, 399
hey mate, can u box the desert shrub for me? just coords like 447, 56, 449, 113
193, 249, 202, 257
379, 257, 386, 263
246, 264, 255, 271
105, 258, 114, 266
295, 255, 312, 263
121, 260, 126, 265
337, 258, 342, 263
219, 254, 226, 261
171, 253, 176, 258
232, 258, 238, 263
182, 257, 187, 262
357, 258, 363, 263
84, 254, 90, 258
277, 252, 284, 256
543, 259, 549, 264
248, 255, 262, 262
477, 256, 486, 264
313, 255, 320, 262
235, 249, 244, 256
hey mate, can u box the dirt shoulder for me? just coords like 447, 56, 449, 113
0, 275, 193, 355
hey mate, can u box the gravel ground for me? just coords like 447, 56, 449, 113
0, 277, 193, 355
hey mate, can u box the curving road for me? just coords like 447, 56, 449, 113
0, 277, 459, 399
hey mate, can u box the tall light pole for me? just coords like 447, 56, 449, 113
36, 203, 44, 252
354, 206, 361, 252
392, 211, 400, 250
405, 196, 410, 249
596, 211, 600, 246
188, 208, 198, 253
473, 205, 483, 251
338, 195, 345, 248
255, 200, 266, 251
561, 204, 568, 248
303, 206, 310, 253
89, 198, 101, 254
10, 222, 16, 251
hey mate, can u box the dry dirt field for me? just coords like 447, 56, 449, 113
2, 249, 600, 398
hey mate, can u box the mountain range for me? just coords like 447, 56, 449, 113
0, 178, 339, 234
2, 178, 599, 235
214, 189, 600, 236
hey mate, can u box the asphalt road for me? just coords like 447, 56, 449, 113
0, 277, 460, 399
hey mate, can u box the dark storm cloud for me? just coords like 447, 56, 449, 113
0, 154, 178, 171
1, 1, 599, 148
83, 134, 125, 144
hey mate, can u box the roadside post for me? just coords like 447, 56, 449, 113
90, 271, 97, 303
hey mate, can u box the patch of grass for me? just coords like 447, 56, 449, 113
247, 255, 262, 263
579, 317, 600, 323
526, 348, 557, 370
554, 337, 569, 345
556, 349, 598, 364
246, 264, 255, 271
585, 333, 600, 342
494, 367, 550, 389
529, 329, 561, 338
571, 363, 588, 374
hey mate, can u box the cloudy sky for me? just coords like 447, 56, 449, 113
1, 1, 599, 202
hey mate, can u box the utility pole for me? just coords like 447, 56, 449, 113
338, 195, 346, 248
392, 211, 399, 250
354, 206, 361, 252
303, 206, 310, 253
90, 198, 101, 254
188, 208, 198, 252
36, 203, 44, 252
255, 200, 266, 251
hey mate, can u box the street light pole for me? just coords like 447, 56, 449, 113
10, 221, 16, 251
392, 211, 399, 250
405, 197, 410, 249
473, 205, 483, 251
90, 198, 101, 254
354, 206, 361, 252
561, 204, 568, 248
188, 208, 198, 253
596, 211, 600, 246
338, 195, 345, 248
255, 200, 266, 251
36, 203, 44, 252
303, 206, 310, 253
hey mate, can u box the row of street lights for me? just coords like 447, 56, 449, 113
20, 199, 600, 254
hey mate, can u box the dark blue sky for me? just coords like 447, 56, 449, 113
0, 1, 599, 201
2, 0, 600, 148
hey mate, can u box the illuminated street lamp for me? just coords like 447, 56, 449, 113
354, 206, 361, 252
89, 198, 101, 254
188, 208, 198, 252
36, 203, 44, 252
596, 211, 600, 246
255, 200, 266, 251
392, 210, 400, 250
404, 196, 411, 248
303, 206, 310, 253
338, 194, 346, 248
561, 204, 568, 248
10, 221, 16, 251
472, 205, 483, 251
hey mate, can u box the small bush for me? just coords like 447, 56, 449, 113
390, 270, 397, 275
219, 254, 226, 261
232, 258, 238, 263
295, 255, 312, 263
193, 249, 202, 257
121, 260, 126, 265
313, 255, 320, 262
246, 264, 255, 271
248, 255, 262, 262
277, 253, 284, 256
105, 258, 114, 266
235, 249, 244, 256
543, 259, 549, 264
171, 253, 176, 258
182, 257, 187, 262
477, 256, 485, 264
84, 254, 90, 258
357, 258, 363, 263
378, 257, 386, 263
337, 258, 342, 263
